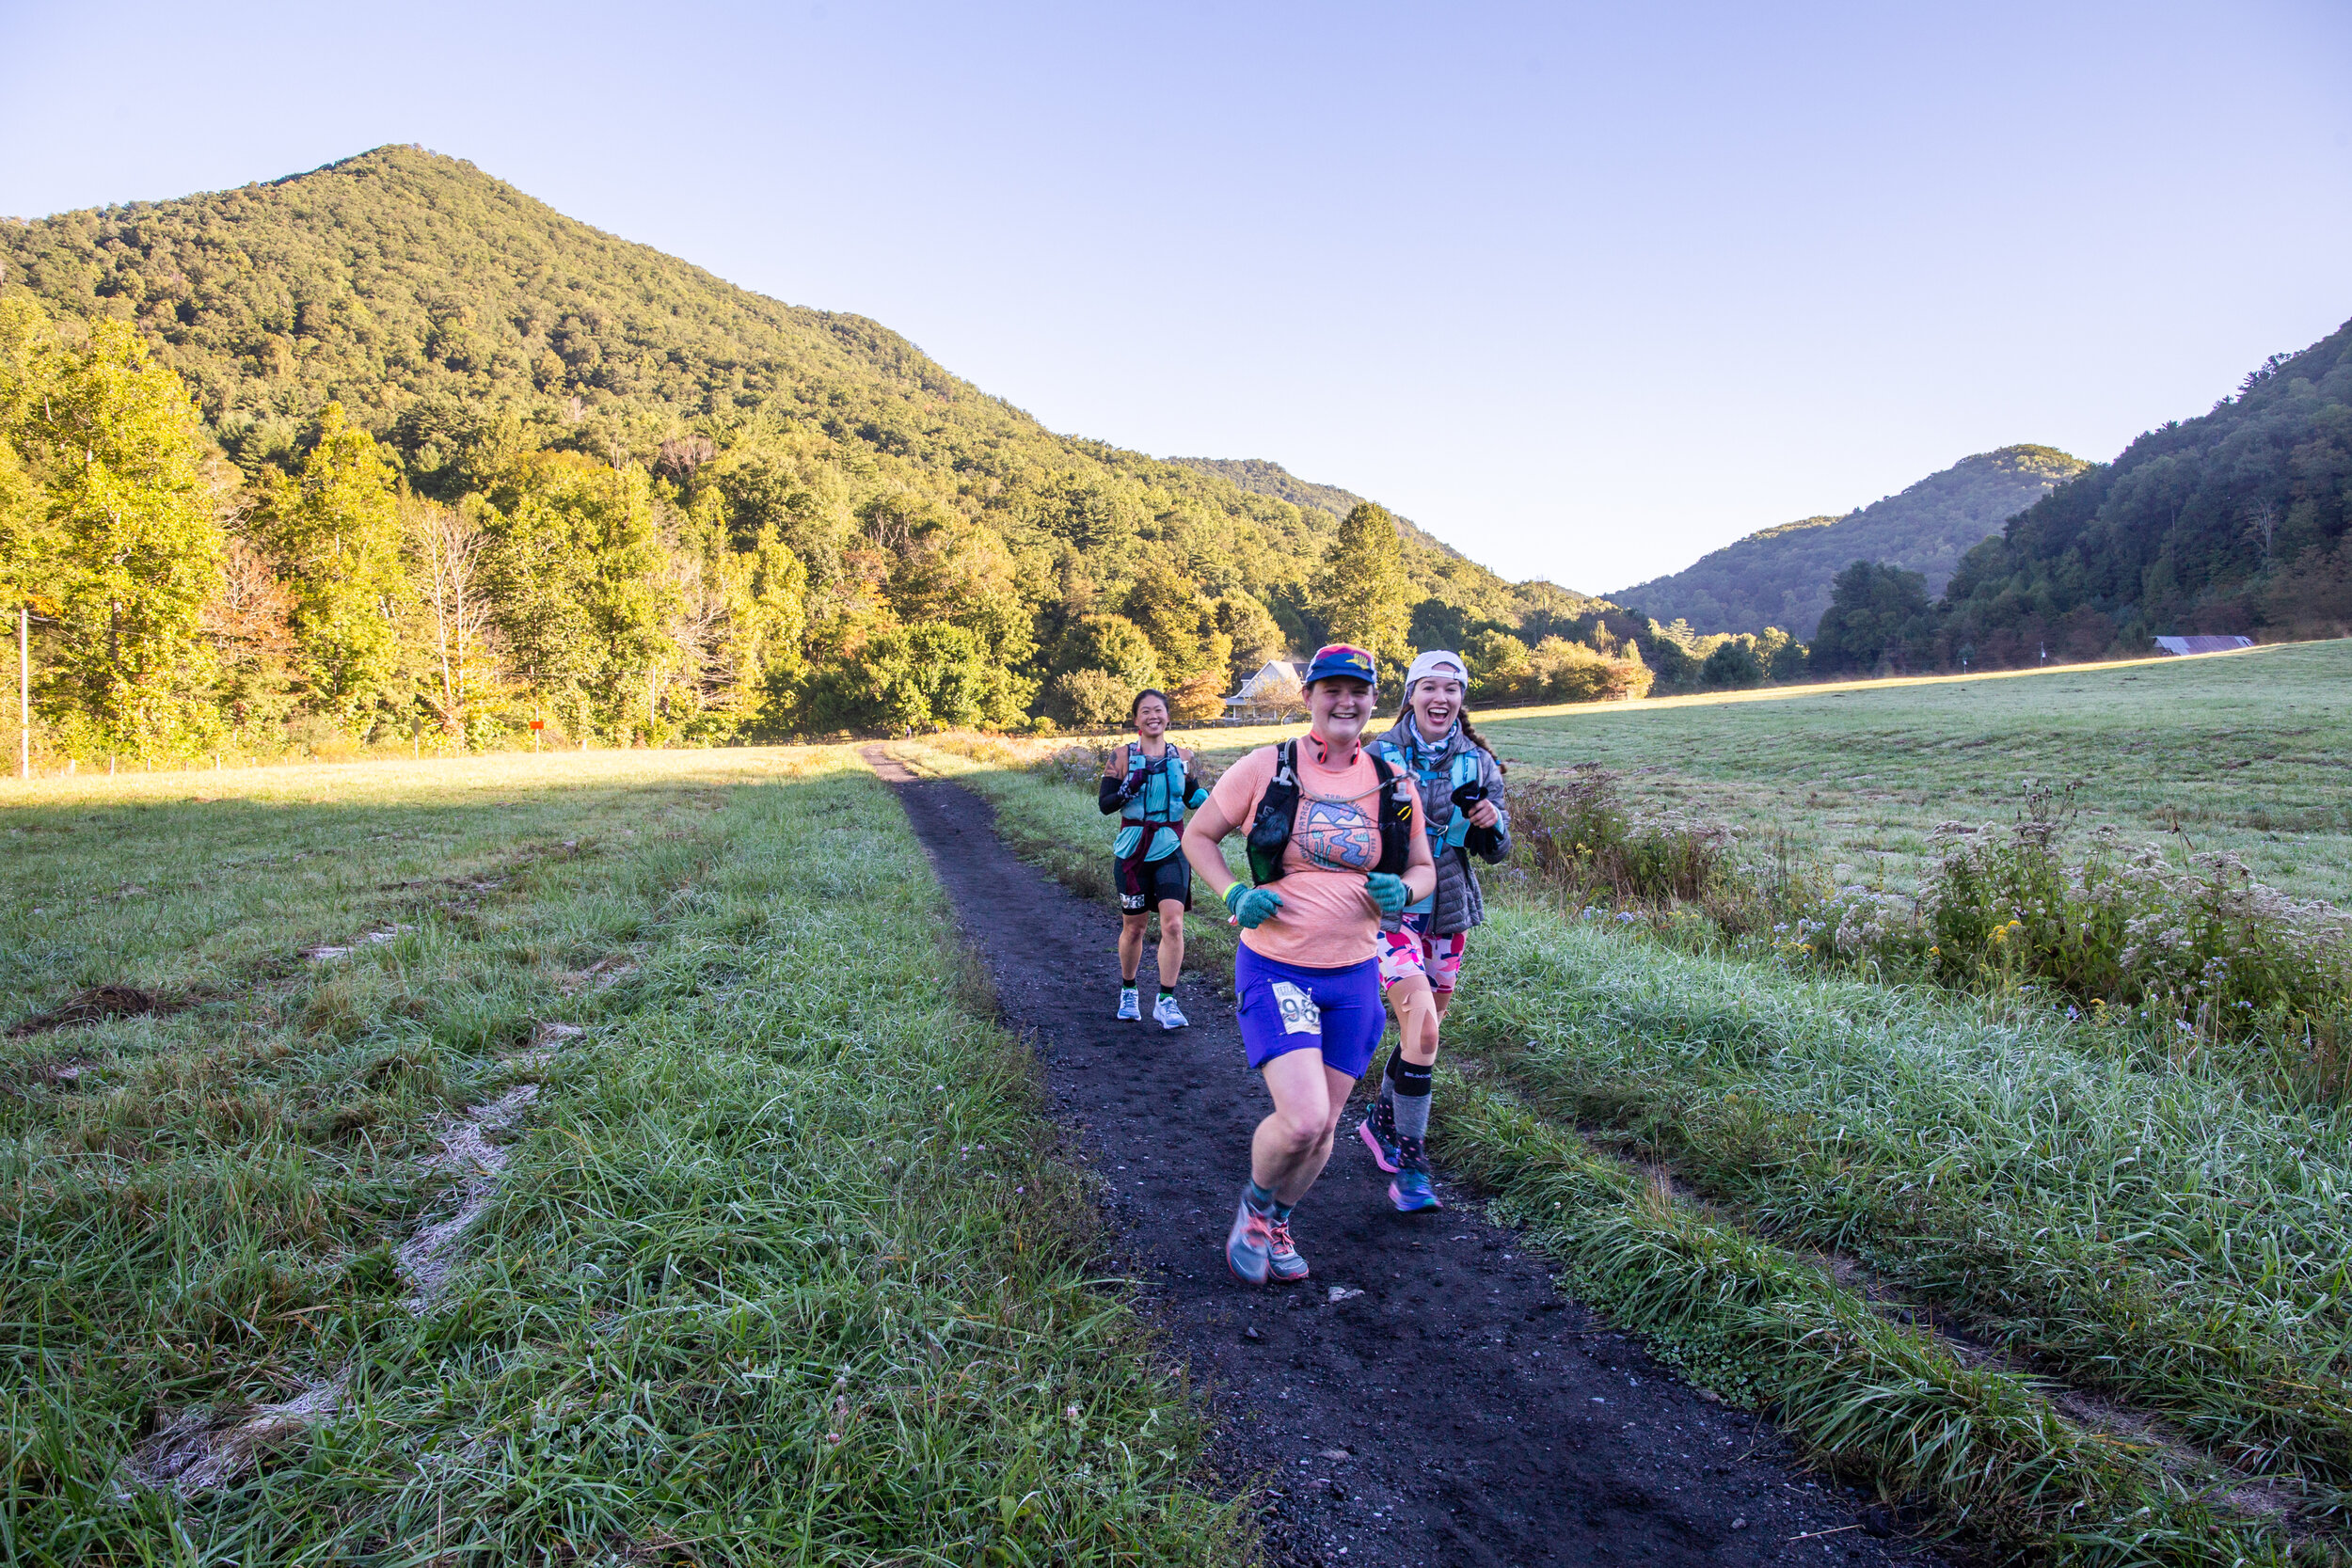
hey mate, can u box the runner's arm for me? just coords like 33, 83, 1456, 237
1181, 794, 1242, 900
1470, 753, 1510, 858
1174, 746, 1208, 810
1402, 796, 1438, 905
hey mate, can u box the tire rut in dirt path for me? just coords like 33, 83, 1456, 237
867, 752, 1932, 1568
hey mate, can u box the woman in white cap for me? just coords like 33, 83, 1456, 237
1359, 649, 1511, 1211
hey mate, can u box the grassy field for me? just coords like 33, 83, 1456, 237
1, 750, 1241, 1565
1471, 641, 2352, 903
896, 645, 2352, 1565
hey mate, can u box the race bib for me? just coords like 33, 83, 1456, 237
1270, 980, 1321, 1036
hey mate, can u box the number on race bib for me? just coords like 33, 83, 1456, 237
1270, 980, 1321, 1036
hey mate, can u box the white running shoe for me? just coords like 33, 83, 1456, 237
1115, 988, 1141, 1021
1152, 993, 1189, 1030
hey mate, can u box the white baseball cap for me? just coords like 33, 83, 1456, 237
1403, 650, 1469, 698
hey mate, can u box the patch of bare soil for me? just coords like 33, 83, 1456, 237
8, 985, 160, 1037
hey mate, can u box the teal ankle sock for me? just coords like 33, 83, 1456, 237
1245, 1180, 1277, 1213
1269, 1197, 1295, 1223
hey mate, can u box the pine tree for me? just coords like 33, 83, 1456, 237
1311, 502, 1415, 674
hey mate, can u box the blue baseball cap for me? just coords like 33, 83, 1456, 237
1302, 642, 1377, 689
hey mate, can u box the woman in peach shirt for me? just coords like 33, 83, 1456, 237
1183, 644, 1437, 1286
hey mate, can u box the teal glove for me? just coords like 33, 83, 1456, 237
1223, 881, 1284, 928
1365, 873, 1410, 916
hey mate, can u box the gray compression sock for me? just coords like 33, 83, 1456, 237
1391, 1058, 1433, 1143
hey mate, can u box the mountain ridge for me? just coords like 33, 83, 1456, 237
1612, 444, 2089, 639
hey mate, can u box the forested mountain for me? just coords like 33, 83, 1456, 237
0, 146, 1585, 753
1934, 320, 2352, 666
1612, 445, 2087, 639
1167, 457, 1388, 536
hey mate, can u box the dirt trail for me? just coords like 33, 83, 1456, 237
866, 750, 1931, 1568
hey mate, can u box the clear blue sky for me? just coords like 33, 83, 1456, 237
4, 0, 2348, 593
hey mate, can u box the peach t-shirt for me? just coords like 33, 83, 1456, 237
1208, 740, 1419, 968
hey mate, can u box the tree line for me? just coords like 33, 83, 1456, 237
0, 298, 1828, 763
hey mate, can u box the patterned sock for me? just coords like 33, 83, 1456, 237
1391, 1058, 1434, 1143
1380, 1045, 1406, 1107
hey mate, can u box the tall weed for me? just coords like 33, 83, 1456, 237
1513, 767, 1743, 910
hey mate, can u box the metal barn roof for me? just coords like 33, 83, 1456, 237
2152, 635, 2254, 656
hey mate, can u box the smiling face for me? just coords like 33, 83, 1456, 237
1306, 676, 1376, 749
1132, 693, 1168, 738
1408, 667, 1467, 738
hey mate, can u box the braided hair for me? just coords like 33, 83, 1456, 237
1457, 709, 1507, 775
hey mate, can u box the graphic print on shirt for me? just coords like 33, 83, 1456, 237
1295, 796, 1379, 872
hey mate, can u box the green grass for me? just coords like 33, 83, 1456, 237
898, 698, 2352, 1565
2, 750, 1242, 1565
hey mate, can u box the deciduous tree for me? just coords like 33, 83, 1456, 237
259, 403, 406, 734
11, 315, 223, 755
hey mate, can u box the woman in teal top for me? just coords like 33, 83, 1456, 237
1098, 689, 1211, 1028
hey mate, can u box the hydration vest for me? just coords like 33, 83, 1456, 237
1244, 738, 1413, 885
1114, 743, 1203, 862
1375, 735, 1486, 854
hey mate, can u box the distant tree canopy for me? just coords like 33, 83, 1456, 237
0, 303, 225, 756
1613, 446, 2087, 641
1811, 562, 1935, 675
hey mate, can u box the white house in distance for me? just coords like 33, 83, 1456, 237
1224, 660, 1307, 723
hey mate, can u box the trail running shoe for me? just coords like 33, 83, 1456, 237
1390, 1137, 1443, 1212
1115, 988, 1141, 1022
1227, 1190, 1274, 1285
1357, 1101, 1402, 1175
1266, 1218, 1311, 1282
1152, 993, 1189, 1030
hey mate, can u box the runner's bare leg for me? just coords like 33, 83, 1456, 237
1117, 911, 1147, 984
1253, 1053, 1363, 1204
1154, 898, 1184, 990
